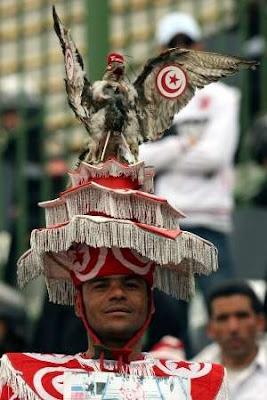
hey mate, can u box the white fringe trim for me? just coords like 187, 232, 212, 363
69, 159, 146, 185
128, 359, 155, 377
17, 250, 43, 288
46, 278, 76, 305
63, 183, 183, 229
70, 160, 154, 193
74, 355, 155, 376
141, 168, 154, 194
0, 355, 40, 400
29, 216, 217, 271
18, 217, 217, 304
154, 267, 195, 301
43, 267, 196, 305
38, 198, 68, 227
38, 168, 156, 228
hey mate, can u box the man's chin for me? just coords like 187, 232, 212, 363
100, 324, 140, 345
224, 341, 247, 357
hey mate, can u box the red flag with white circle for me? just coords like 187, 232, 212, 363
156, 65, 187, 99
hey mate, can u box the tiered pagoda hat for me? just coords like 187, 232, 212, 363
18, 156, 217, 304
17, 6, 221, 305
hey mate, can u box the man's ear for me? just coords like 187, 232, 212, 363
151, 298, 155, 315
206, 320, 215, 340
256, 313, 265, 334
150, 292, 155, 315
74, 289, 82, 318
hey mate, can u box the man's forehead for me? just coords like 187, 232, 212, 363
85, 274, 146, 284
211, 294, 254, 314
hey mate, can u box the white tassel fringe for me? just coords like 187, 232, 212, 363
71, 159, 145, 183
18, 216, 217, 305
38, 198, 68, 227
63, 184, 183, 229
69, 160, 154, 193
29, 216, 217, 273
0, 355, 40, 400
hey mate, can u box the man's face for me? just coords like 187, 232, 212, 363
207, 295, 264, 361
76, 275, 150, 346
2, 110, 20, 131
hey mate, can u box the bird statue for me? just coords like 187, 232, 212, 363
53, 6, 258, 166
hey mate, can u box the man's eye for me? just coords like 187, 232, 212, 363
215, 315, 228, 322
92, 282, 107, 289
236, 312, 250, 319
126, 280, 140, 289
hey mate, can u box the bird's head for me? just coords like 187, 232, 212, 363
106, 52, 125, 78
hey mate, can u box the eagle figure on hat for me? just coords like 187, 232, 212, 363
53, 5, 257, 165
14, 6, 258, 309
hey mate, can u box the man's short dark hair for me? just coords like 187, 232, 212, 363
167, 33, 195, 49
207, 280, 263, 317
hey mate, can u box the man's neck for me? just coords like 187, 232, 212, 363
221, 345, 258, 370
85, 336, 143, 362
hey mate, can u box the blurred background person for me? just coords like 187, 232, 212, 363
193, 280, 267, 400
247, 114, 267, 206
140, 12, 241, 356
149, 335, 186, 360
0, 282, 31, 356
0, 76, 43, 287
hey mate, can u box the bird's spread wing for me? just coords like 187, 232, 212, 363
53, 6, 92, 127
134, 47, 258, 141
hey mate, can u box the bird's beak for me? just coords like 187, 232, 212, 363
106, 62, 125, 73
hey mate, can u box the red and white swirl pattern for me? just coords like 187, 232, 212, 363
23, 353, 76, 364
2, 353, 225, 400
54, 244, 154, 286
112, 248, 153, 276
33, 367, 69, 400
155, 359, 212, 378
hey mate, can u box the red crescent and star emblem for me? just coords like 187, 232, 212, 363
65, 47, 74, 81
156, 65, 187, 99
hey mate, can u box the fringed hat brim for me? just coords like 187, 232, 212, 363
39, 181, 185, 229
18, 215, 217, 304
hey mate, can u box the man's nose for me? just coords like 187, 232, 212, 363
228, 316, 240, 332
109, 283, 126, 299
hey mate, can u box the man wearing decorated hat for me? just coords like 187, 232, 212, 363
0, 6, 258, 400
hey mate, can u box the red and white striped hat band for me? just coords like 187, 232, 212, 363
53, 244, 155, 287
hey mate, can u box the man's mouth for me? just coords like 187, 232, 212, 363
226, 337, 243, 348
105, 306, 131, 314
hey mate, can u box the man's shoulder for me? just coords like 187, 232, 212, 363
0, 352, 89, 400
152, 358, 226, 400
152, 357, 225, 377
1, 352, 79, 366
191, 342, 221, 363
